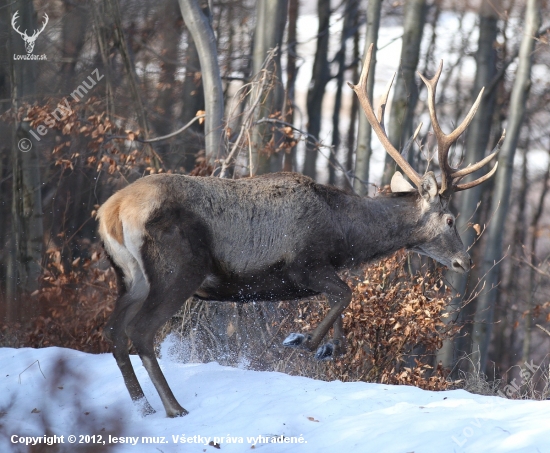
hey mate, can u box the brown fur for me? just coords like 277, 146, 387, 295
97, 177, 162, 244
99, 172, 471, 418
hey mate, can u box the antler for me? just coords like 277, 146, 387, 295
348, 43, 423, 189
349, 43, 504, 197
30, 13, 49, 39
11, 11, 48, 39
418, 62, 505, 197
11, 11, 27, 38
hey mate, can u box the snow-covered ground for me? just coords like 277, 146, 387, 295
1, 346, 550, 452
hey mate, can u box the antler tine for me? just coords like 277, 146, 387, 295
448, 87, 484, 143
377, 73, 396, 134
348, 43, 422, 188
451, 129, 506, 179
418, 61, 487, 196
455, 162, 498, 192
29, 13, 48, 39
417, 61, 444, 141
11, 11, 26, 37
36, 13, 48, 36
418, 61, 458, 194
401, 122, 423, 158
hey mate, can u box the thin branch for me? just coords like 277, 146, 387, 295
221, 74, 268, 176
511, 256, 550, 278
536, 324, 550, 337
485, 24, 550, 97
139, 115, 205, 143
253, 117, 357, 190
18, 360, 46, 384
105, 114, 205, 144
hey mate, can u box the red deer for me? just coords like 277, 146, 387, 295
97, 44, 505, 417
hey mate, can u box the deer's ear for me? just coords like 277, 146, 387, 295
419, 172, 439, 202
390, 171, 415, 193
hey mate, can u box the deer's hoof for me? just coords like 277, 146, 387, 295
167, 407, 189, 418
283, 332, 306, 347
136, 399, 157, 417
314, 343, 334, 361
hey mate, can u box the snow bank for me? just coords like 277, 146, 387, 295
1, 347, 549, 452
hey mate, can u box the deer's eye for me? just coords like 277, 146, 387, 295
447, 217, 454, 227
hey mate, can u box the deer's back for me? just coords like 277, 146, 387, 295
101, 173, 349, 277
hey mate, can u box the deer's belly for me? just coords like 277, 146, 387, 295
194, 273, 318, 302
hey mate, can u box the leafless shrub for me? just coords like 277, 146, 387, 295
162, 252, 459, 391
452, 352, 550, 400
454, 354, 502, 396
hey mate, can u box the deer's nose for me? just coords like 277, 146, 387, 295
452, 257, 470, 273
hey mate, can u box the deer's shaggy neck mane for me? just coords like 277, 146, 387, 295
338, 192, 422, 265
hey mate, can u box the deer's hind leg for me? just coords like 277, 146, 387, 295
104, 251, 156, 415
125, 226, 209, 418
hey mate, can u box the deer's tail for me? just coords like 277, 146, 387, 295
97, 178, 163, 301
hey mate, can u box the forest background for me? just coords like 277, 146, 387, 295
0, 0, 549, 395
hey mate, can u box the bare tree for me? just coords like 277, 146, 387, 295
283, 0, 300, 172
178, 0, 225, 168
522, 158, 550, 362
59, 1, 88, 93
437, 0, 501, 368
151, 0, 184, 168
302, 0, 331, 180
6, 0, 44, 320
250, 0, 288, 175
353, 0, 382, 195
329, 0, 359, 185
471, 0, 541, 371
380, 0, 426, 186
106, 0, 151, 140
180, 28, 206, 171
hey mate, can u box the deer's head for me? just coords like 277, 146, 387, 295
12, 11, 49, 54
350, 44, 506, 273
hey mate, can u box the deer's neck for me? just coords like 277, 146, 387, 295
342, 194, 422, 264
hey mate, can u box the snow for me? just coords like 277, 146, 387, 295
2, 346, 550, 452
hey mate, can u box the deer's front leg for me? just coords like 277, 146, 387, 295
283, 270, 351, 360
313, 296, 348, 360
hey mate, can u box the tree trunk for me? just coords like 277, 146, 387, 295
522, 158, 550, 363
470, 0, 541, 372
302, 0, 331, 180
0, 0, 11, 309
91, 0, 115, 119
59, 1, 88, 93
381, 0, 426, 186
250, 0, 288, 175
329, 0, 359, 186
6, 0, 44, 322
345, 23, 360, 191
106, 0, 150, 140
180, 30, 206, 172
283, 0, 299, 172
179, 0, 225, 169
437, 0, 500, 369
152, 0, 184, 169
353, 0, 382, 194
498, 145, 528, 368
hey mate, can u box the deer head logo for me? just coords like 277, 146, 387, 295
12, 11, 49, 54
